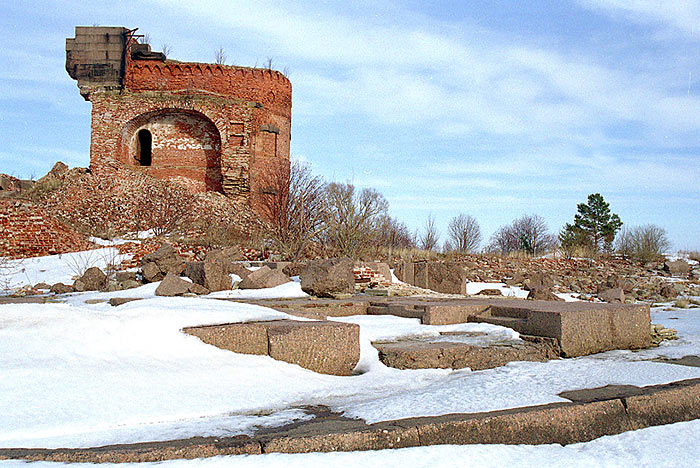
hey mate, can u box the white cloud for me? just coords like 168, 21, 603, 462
576, 0, 700, 37
145, 0, 700, 150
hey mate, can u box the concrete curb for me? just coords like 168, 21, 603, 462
2, 378, 699, 463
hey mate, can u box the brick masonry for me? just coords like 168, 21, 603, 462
0, 199, 92, 259
67, 26, 291, 215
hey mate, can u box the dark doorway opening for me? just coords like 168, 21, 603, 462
137, 129, 152, 166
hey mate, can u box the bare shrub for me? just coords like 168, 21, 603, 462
257, 160, 327, 261
323, 182, 388, 259
0, 256, 18, 294
616, 224, 670, 262
445, 213, 481, 253
134, 181, 197, 236
419, 215, 440, 252
64, 174, 196, 239
487, 214, 557, 256
64, 247, 121, 278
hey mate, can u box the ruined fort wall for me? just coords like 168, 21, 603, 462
0, 198, 92, 259
88, 59, 291, 210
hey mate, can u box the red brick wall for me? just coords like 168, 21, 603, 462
86, 58, 292, 216
122, 110, 223, 192
0, 198, 91, 259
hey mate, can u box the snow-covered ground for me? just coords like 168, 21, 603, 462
2, 252, 700, 466
1, 248, 131, 293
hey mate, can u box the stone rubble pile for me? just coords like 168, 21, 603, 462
650, 323, 678, 346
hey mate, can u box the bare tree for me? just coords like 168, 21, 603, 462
323, 182, 389, 259
419, 215, 440, 251
140, 33, 151, 45
487, 214, 556, 255
446, 213, 481, 253
616, 224, 670, 262
265, 57, 274, 70
215, 47, 227, 65
257, 160, 327, 261
161, 43, 172, 57
377, 215, 415, 250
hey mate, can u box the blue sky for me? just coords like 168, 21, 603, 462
1, 1, 699, 250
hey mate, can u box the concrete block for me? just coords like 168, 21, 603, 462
185, 319, 360, 375
394, 261, 414, 284
184, 322, 268, 355
267, 320, 360, 376
374, 339, 556, 371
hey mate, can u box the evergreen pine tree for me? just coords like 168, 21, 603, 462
570, 193, 622, 253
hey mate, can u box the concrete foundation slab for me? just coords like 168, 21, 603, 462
374, 336, 560, 371
219, 296, 651, 358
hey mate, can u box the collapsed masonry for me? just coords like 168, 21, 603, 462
66, 26, 291, 213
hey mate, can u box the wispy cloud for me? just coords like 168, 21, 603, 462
576, 0, 700, 37
157, 0, 700, 150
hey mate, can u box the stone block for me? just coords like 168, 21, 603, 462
543, 303, 650, 357
244, 298, 371, 319
598, 288, 625, 303
142, 244, 185, 277
185, 322, 269, 355
238, 266, 289, 289
184, 320, 360, 375
184, 261, 205, 285
301, 258, 355, 297
365, 297, 651, 357
393, 261, 414, 284
109, 297, 142, 307
78, 266, 107, 291
115, 271, 137, 282
374, 339, 556, 371
411, 262, 466, 294
141, 262, 162, 282
204, 260, 232, 292
527, 288, 563, 301
422, 303, 486, 325
412, 262, 428, 289
50, 283, 74, 294
155, 272, 191, 297
155, 272, 205, 296
428, 262, 467, 294
266, 320, 359, 376
664, 260, 690, 276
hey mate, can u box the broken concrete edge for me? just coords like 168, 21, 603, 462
3, 378, 699, 463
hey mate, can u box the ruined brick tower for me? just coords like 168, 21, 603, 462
66, 26, 291, 211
